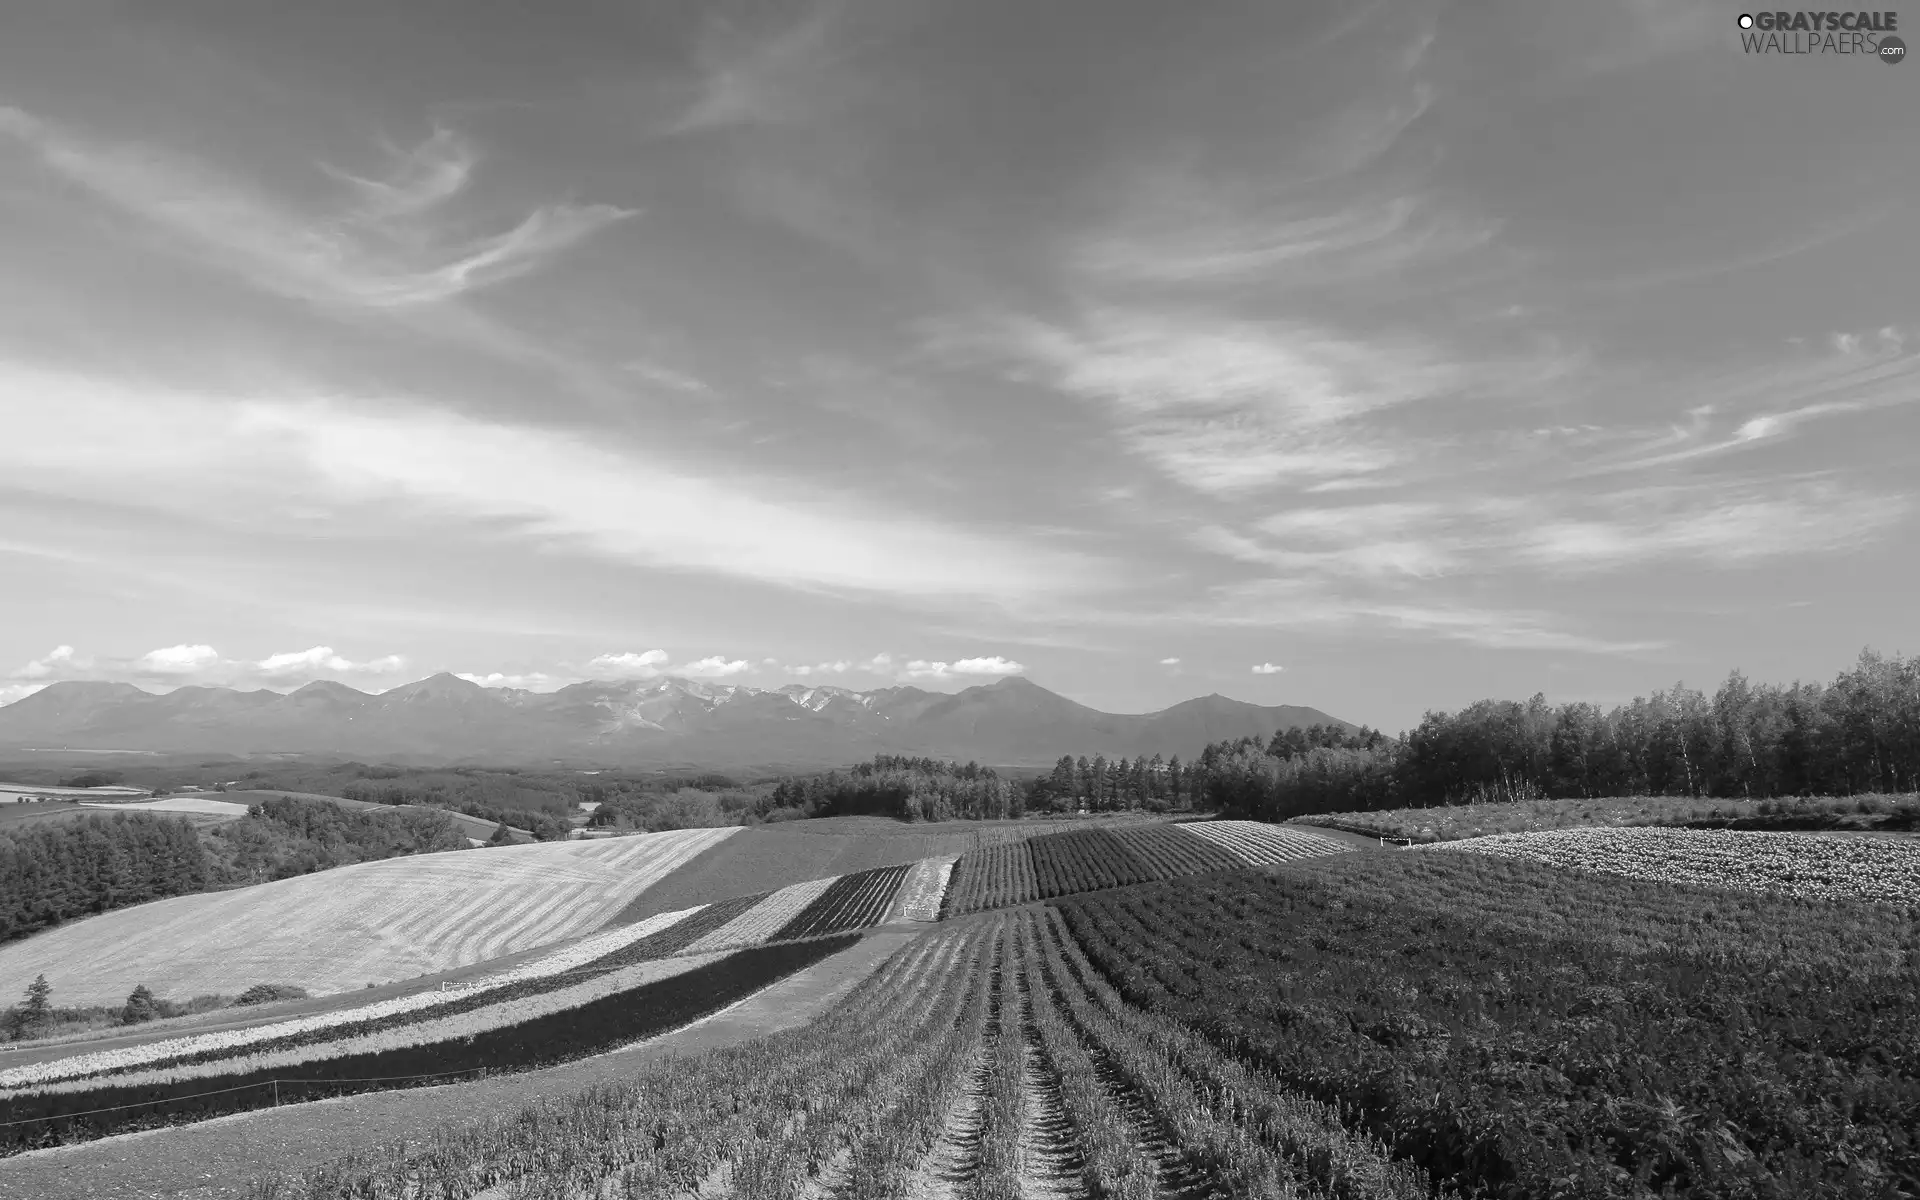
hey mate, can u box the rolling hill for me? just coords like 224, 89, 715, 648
0, 674, 1348, 767
0, 827, 739, 1005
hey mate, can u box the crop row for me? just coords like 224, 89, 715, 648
0, 904, 707, 1091
254, 919, 1005, 1198
9, 953, 726, 1100
253, 903, 1433, 1200
1426, 824, 1920, 908
1180, 819, 1350, 864
887, 855, 957, 922
0, 936, 855, 1154
1024, 905, 1431, 1198
940, 820, 1354, 916
772, 862, 913, 942
1053, 853, 1920, 1199
681, 876, 836, 954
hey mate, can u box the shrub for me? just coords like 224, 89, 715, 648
234, 983, 310, 1007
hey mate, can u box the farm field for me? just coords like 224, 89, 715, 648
6, 815, 1918, 1196
1052, 853, 1919, 1199
939, 819, 1352, 916
0, 783, 148, 800
0, 935, 854, 1151
0, 826, 738, 1005
0, 927, 928, 1200
78, 796, 251, 818
1428, 824, 1920, 906
1290, 790, 1920, 842
251, 905, 1431, 1199
610, 812, 1165, 923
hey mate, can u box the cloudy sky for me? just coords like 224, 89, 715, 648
2, 0, 1914, 731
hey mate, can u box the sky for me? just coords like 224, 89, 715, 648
1, 0, 1915, 733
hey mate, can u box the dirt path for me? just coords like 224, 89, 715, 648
902, 954, 1003, 1200
1084, 1038, 1214, 1199
0, 927, 929, 1200
1014, 972, 1086, 1200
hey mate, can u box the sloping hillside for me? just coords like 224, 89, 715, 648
0, 827, 738, 1006
609, 813, 1170, 923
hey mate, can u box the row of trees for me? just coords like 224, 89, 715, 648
206, 796, 470, 883
1195, 648, 1920, 821
0, 812, 212, 944
1, 798, 477, 947
760, 756, 1023, 822
3, 974, 309, 1043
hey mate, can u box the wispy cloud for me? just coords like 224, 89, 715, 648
5, 361, 1112, 607
1251, 662, 1284, 674
670, 5, 848, 135
934, 306, 1563, 496
321, 125, 475, 222
0, 107, 634, 310
1201, 479, 1907, 583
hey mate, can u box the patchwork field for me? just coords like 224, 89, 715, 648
1427, 824, 1920, 907
611, 812, 1165, 924
208, 845, 1920, 1200
4, 811, 1918, 1198
0, 826, 739, 1005
938, 819, 1354, 916
1290, 791, 1920, 842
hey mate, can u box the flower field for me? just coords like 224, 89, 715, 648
773, 862, 914, 939
0, 825, 740, 1005
0, 906, 707, 1092
254, 908, 1427, 1200
1427, 824, 1920, 907
889, 855, 958, 922
1050, 852, 1920, 1199
1289, 791, 1920, 843
196, 841, 1920, 1199
938, 820, 1352, 916
0, 936, 854, 1152
679, 877, 837, 954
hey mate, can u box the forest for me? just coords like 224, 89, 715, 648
0, 798, 468, 950
1192, 647, 1920, 821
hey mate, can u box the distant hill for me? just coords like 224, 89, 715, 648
0, 674, 1350, 768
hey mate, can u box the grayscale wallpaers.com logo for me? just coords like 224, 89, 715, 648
1737, 11, 1905, 59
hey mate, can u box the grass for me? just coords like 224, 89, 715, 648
0, 826, 739, 1007
1290, 791, 1920, 843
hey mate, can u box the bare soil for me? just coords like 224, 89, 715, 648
1013, 974, 1087, 1200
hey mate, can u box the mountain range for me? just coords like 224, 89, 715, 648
0, 674, 1349, 768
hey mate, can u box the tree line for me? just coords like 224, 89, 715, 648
1194, 648, 1920, 821
0, 798, 472, 948
0, 812, 211, 944
760, 756, 1024, 822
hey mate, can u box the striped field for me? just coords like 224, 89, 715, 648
0, 827, 740, 1006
